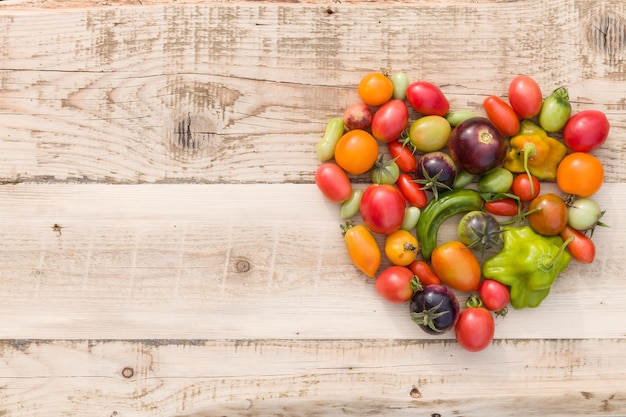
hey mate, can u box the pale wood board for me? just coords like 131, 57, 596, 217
1, 0, 626, 416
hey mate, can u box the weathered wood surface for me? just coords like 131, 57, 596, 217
0, 0, 625, 416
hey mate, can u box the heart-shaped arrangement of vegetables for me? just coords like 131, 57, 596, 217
315, 72, 609, 352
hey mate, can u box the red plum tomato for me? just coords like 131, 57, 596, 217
371, 99, 409, 143
483, 95, 520, 137
405, 81, 450, 116
508, 75, 542, 119
315, 163, 352, 203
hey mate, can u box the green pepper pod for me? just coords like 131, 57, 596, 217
416, 188, 484, 261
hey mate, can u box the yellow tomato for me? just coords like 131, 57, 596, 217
342, 221, 381, 278
384, 230, 418, 266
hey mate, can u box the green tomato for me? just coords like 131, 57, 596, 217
445, 110, 480, 127
391, 72, 409, 100
568, 197, 603, 231
478, 167, 514, 194
371, 160, 400, 184
400, 206, 421, 231
453, 170, 475, 189
316, 118, 345, 161
409, 115, 451, 152
538, 87, 571, 133
340, 189, 364, 219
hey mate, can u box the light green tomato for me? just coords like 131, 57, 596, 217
409, 115, 451, 152
371, 160, 400, 184
478, 167, 514, 194
316, 118, 345, 161
453, 170, 475, 189
340, 189, 364, 219
400, 206, 421, 231
445, 110, 480, 127
567, 197, 603, 231
392, 72, 409, 100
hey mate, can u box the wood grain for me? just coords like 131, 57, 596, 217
1, 1, 626, 416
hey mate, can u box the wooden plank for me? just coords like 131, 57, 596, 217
1, 338, 625, 417
0, 182, 623, 340
0, 1, 625, 184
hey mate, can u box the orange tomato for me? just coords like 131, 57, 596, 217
556, 152, 604, 197
431, 240, 481, 291
342, 221, 381, 278
334, 129, 379, 175
384, 230, 418, 266
357, 72, 394, 107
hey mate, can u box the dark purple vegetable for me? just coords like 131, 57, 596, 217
447, 117, 507, 175
409, 284, 460, 335
414, 151, 458, 200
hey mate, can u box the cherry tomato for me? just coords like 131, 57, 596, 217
375, 265, 418, 303
455, 298, 495, 352
342, 221, 381, 278
485, 197, 520, 217
567, 197, 603, 231
405, 81, 450, 116
556, 152, 604, 197
408, 115, 451, 152
508, 75, 542, 119
563, 110, 610, 152
396, 173, 428, 209
371, 99, 409, 143
400, 206, 421, 231
483, 95, 520, 137
408, 259, 441, 286
371, 158, 400, 185
560, 225, 596, 264
334, 129, 379, 175
431, 240, 481, 292
357, 72, 394, 107
387, 140, 417, 173
385, 229, 419, 266
315, 162, 352, 203
391, 72, 409, 100
343, 102, 373, 131
360, 184, 406, 235
478, 279, 510, 312
527, 193, 568, 236
511, 173, 541, 202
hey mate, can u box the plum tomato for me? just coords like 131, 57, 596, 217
556, 152, 604, 197
431, 240, 481, 292
397, 173, 428, 209
455, 297, 495, 352
405, 81, 450, 116
560, 225, 596, 264
408, 259, 441, 286
408, 115, 451, 152
485, 197, 520, 217
511, 173, 541, 202
563, 110, 610, 152
478, 279, 510, 312
527, 193, 568, 236
387, 140, 417, 173
315, 162, 352, 203
334, 129, 379, 175
343, 103, 373, 131
375, 265, 418, 303
508, 75, 542, 119
371, 99, 409, 143
483, 95, 520, 137
385, 229, 419, 266
360, 184, 406, 235
342, 221, 381, 278
358, 72, 394, 107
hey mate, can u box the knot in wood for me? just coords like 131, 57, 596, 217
235, 259, 251, 273
121, 367, 134, 378
588, 11, 626, 56
410, 387, 422, 398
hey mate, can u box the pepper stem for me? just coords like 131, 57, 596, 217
539, 236, 575, 272
521, 142, 536, 197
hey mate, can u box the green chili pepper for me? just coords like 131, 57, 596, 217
481, 225, 574, 309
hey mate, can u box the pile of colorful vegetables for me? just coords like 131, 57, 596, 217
315, 72, 609, 352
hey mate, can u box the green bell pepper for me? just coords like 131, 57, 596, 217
482, 226, 573, 309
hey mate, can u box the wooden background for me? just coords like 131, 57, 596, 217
1, 0, 625, 415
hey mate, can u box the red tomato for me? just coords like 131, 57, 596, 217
405, 81, 450, 116
455, 304, 495, 352
508, 75, 542, 119
560, 225, 596, 264
371, 99, 409, 143
408, 260, 441, 287
387, 140, 417, 173
483, 95, 520, 136
527, 193, 568, 236
485, 197, 521, 217
431, 241, 481, 292
396, 174, 428, 209
563, 110, 610, 152
478, 279, 510, 312
360, 184, 406, 235
511, 173, 540, 202
375, 265, 417, 303
315, 162, 352, 203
